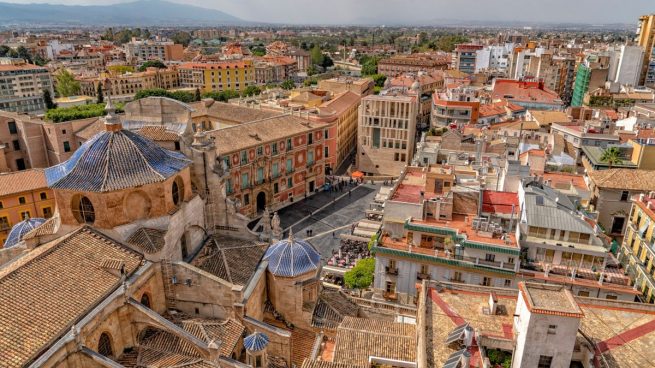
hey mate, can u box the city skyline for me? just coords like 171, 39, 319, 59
0, 0, 652, 25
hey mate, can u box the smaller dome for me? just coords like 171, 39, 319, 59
244, 332, 269, 352
4, 218, 46, 248
263, 230, 320, 277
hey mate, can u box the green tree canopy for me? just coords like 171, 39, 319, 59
45, 103, 124, 123
370, 74, 387, 88
310, 45, 324, 66
138, 60, 166, 72
43, 89, 56, 110
242, 85, 262, 97
171, 31, 192, 47
600, 147, 622, 169
134, 88, 195, 103
344, 258, 375, 290
96, 83, 104, 104
54, 69, 81, 97
280, 79, 296, 90
201, 89, 240, 102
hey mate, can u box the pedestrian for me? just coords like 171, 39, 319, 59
306, 229, 310, 237
332, 231, 336, 238
348, 189, 351, 197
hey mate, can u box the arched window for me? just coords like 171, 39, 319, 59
72, 195, 95, 224
140, 293, 151, 308
98, 332, 113, 358
180, 234, 188, 259
172, 177, 184, 206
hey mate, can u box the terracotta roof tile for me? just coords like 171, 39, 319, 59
588, 169, 655, 191
0, 169, 48, 197
0, 227, 143, 368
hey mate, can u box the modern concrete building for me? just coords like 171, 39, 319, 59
124, 39, 184, 63
0, 58, 53, 114
452, 44, 483, 74
356, 90, 418, 176
614, 45, 645, 87
571, 55, 610, 107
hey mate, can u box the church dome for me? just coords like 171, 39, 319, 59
45, 126, 190, 193
263, 231, 320, 277
244, 332, 269, 352
4, 218, 46, 248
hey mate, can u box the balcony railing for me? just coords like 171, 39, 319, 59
385, 267, 399, 276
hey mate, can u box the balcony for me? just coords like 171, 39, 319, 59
416, 272, 431, 281
385, 266, 399, 276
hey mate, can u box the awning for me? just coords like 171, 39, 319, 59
351, 171, 364, 179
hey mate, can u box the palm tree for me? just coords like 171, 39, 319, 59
600, 147, 622, 169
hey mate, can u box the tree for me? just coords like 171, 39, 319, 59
171, 31, 192, 47
280, 79, 295, 90
242, 85, 261, 97
194, 88, 202, 102
54, 69, 80, 97
138, 60, 166, 72
33, 55, 48, 66
0, 45, 11, 57
201, 90, 240, 102
96, 83, 104, 104
320, 55, 334, 71
600, 147, 622, 169
370, 74, 387, 88
45, 103, 125, 123
134, 88, 195, 103
15, 46, 32, 63
310, 45, 324, 66
43, 89, 56, 110
344, 258, 375, 294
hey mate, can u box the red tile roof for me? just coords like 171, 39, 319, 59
482, 190, 519, 215
492, 79, 562, 105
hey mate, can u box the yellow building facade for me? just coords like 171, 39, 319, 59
0, 169, 55, 245
620, 194, 655, 303
178, 61, 255, 93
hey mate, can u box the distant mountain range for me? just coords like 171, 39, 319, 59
0, 0, 245, 26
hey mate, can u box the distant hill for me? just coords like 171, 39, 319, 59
0, 0, 244, 26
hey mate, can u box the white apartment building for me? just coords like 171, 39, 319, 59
0, 58, 54, 114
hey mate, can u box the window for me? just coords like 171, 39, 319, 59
273, 182, 279, 194
43, 207, 53, 218
308, 133, 313, 144
482, 277, 492, 286
286, 158, 293, 172
240, 150, 248, 165
0, 216, 9, 230
8, 121, 17, 134
286, 138, 293, 150
0, 201, 3, 209
485, 254, 495, 262
20, 211, 30, 220
39, 192, 47, 200
420, 264, 429, 274
385, 281, 396, 293
453, 271, 463, 282
547, 324, 557, 335
272, 142, 278, 155
324, 146, 329, 158
15, 158, 26, 170
12, 140, 20, 151
181, 235, 188, 259
504, 279, 512, 287
620, 191, 629, 201
257, 146, 263, 156
226, 179, 233, 194
578, 291, 590, 297
98, 333, 113, 358
287, 177, 293, 188
242, 173, 250, 189
63, 141, 71, 152
18, 196, 26, 205
606, 294, 618, 300
537, 355, 553, 368
257, 167, 264, 184
172, 177, 184, 206
244, 193, 250, 205
308, 151, 314, 164
324, 129, 329, 139
140, 293, 151, 308
174, 141, 181, 151
72, 195, 95, 224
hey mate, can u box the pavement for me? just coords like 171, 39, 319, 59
275, 182, 380, 261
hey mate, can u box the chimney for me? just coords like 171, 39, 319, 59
640, 193, 646, 202
464, 326, 474, 347
462, 351, 471, 367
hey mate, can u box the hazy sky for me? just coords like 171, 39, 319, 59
2, 0, 653, 25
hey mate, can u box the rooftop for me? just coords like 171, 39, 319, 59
192, 236, 268, 286
0, 169, 48, 197
581, 146, 637, 169
492, 79, 563, 106
332, 316, 416, 367
519, 283, 584, 317
481, 190, 519, 215
588, 169, 655, 191
0, 227, 143, 368
425, 282, 655, 368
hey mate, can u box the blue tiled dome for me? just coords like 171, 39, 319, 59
263, 231, 320, 277
45, 127, 190, 193
4, 218, 46, 248
244, 332, 269, 352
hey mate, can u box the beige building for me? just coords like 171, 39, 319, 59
356, 91, 418, 176
317, 77, 375, 96
79, 67, 180, 99
0, 58, 54, 113
588, 168, 655, 237
125, 39, 184, 63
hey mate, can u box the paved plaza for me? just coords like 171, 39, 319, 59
276, 183, 380, 260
